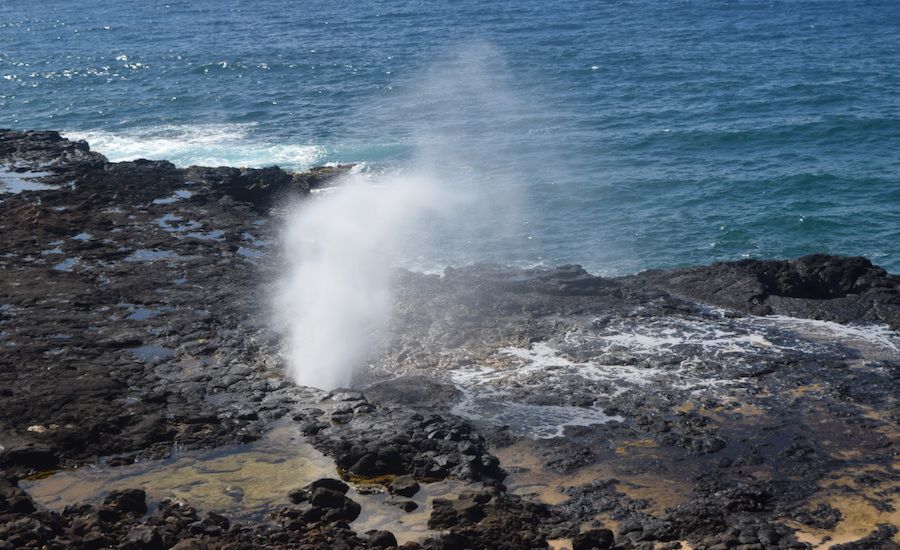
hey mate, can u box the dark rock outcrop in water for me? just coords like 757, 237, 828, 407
186, 163, 354, 211
1, 130, 898, 549
0, 130, 107, 174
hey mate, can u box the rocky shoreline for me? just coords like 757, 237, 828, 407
1, 130, 898, 549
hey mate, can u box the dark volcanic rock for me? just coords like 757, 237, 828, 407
309, 404, 503, 483
425, 490, 557, 550
185, 162, 353, 210
0, 478, 376, 549
307, 487, 362, 522
0, 444, 59, 470
310, 487, 352, 508
307, 477, 351, 494
288, 478, 350, 504
365, 376, 462, 412
0, 129, 342, 470
429, 493, 488, 529
634, 254, 900, 330
122, 526, 164, 550
292, 164, 356, 192
0, 129, 107, 174
2, 129, 897, 550
103, 488, 148, 515
388, 474, 420, 497
793, 501, 843, 530
571, 528, 614, 550
190, 165, 292, 209
367, 529, 398, 548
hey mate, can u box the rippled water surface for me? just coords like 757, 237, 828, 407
2, 0, 898, 274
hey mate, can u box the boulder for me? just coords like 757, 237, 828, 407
0, 444, 58, 470
388, 475, 420, 498
102, 488, 147, 515
572, 529, 614, 550
367, 530, 398, 548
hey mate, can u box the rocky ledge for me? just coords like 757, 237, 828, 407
1, 130, 898, 549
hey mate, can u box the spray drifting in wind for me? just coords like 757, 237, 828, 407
275, 43, 556, 390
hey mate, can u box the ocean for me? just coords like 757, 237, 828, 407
2, 0, 899, 275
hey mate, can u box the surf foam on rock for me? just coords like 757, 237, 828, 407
439, 311, 900, 438
64, 124, 324, 170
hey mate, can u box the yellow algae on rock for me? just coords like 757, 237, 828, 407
21, 423, 473, 545
788, 465, 900, 548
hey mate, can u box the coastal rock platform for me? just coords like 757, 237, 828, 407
1, 130, 897, 549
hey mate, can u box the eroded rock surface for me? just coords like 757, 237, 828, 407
1, 130, 898, 549
634, 254, 900, 330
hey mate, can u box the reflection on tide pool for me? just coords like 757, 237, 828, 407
22, 422, 473, 544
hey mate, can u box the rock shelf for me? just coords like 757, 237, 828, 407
1, 130, 897, 549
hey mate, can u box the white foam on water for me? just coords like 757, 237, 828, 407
452, 395, 623, 439
444, 312, 900, 437
448, 311, 900, 426
63, 124, 325, 170
449, 360, 629, 438
574, 314, 900, 386
449, 365, 623, 439
590, 319, 779, 357
453, 341, 741, 404
501, 342, 577, 369
504, 342, 704, 390
763, 315, 900, 353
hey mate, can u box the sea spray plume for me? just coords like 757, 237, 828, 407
275, 172, 453, 390
360, 42, 539, 265
276, 42, 560, 389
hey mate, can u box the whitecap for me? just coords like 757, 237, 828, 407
63, 124, 325, 170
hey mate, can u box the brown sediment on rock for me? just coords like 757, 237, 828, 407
788, 464, 900, 549
495, 440, 691, 515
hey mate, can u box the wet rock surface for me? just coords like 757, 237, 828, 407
375, 263, 899, 548
305, 405, 504, 483
633, 255, 900, 331
1, 130, 898, 548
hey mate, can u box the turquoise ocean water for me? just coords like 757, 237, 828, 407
2, 0, 899, 274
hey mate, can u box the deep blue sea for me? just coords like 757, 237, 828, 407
2, 0, 899, 275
